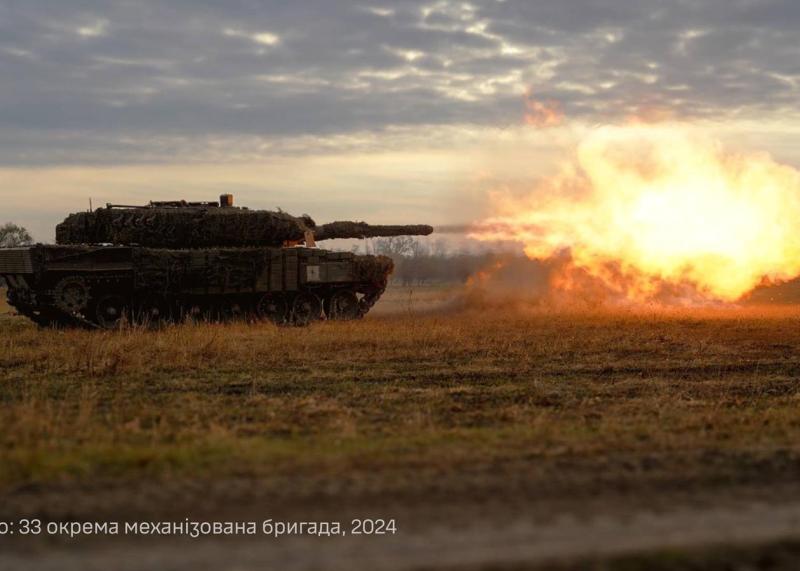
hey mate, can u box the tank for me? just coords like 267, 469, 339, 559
1, 195, 433, 328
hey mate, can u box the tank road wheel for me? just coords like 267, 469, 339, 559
256, 293, 289, 325
93, 294, 129, 329
53, 276, 90, 315
133, 294, 170, 327
291, 293, 322, 326
221, 298, 248, 322
327, 290, 362, 321
178, 304, 202, 324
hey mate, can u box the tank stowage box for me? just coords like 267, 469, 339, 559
2, 197, 431, 328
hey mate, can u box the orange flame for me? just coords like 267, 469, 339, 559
470, 124, 800, 303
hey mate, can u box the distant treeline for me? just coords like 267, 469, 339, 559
364, 236, 498, 285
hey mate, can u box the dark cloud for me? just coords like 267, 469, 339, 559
1, 0, 798, 164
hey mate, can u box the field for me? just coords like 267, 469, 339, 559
3, 285, 800, 569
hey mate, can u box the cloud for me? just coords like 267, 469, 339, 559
0, 0, 799, 165
77, 18, 109, 38
223, 27, 280, 46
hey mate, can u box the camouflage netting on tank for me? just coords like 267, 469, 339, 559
132, 249, 394, 293
132, 248, 272, 292
56, 208, 314, 248
351, 255, 394, 286
314, 222, 433, 241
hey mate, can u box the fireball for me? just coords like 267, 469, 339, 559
470, 124, 800, 302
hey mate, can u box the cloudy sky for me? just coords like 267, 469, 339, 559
2, 0, 799, 240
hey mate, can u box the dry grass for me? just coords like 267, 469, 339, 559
3, 286, 800, 515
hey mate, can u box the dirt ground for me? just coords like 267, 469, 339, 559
3, 285, 800, 569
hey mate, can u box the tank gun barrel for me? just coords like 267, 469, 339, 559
313, 222, 434, 242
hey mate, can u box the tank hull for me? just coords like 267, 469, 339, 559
0, 245, 393, 328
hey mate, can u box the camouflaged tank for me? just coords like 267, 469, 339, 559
0, 195, 433, 328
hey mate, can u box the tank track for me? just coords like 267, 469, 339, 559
6, 282, 387, 329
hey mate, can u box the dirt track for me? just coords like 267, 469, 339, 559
4, 486, 800, 571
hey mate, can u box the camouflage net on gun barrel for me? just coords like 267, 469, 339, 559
313, 222, 434, 241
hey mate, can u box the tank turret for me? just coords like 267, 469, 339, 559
55, 195, 432, 248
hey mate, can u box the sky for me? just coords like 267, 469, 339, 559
1, 0, 799, 241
